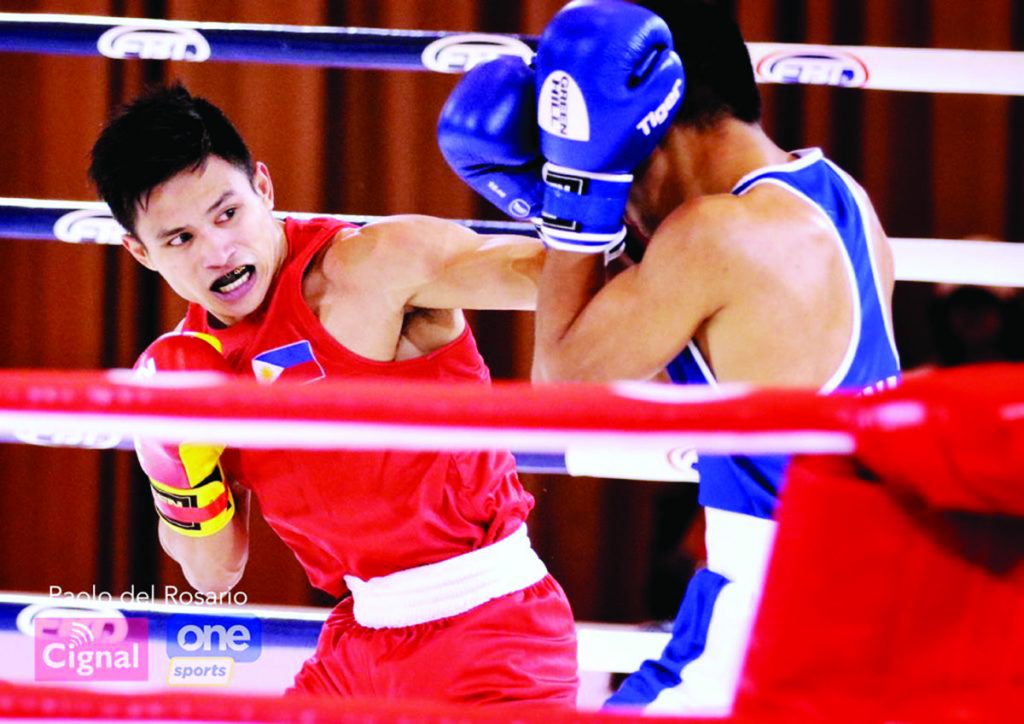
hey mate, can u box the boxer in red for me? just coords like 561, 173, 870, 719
89, 84, 577, 706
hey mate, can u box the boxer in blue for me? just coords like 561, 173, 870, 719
440, 0, 900, 714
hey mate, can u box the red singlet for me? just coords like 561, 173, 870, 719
183, 217, 533, 591
182, 218, 577, 705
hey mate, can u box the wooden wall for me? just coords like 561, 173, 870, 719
0, 0, 1020, 622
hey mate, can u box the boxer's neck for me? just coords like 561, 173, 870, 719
673, 119, 792, 198
627, 119, 791, 235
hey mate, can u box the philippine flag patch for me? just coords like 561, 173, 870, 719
251, 341, 325, 385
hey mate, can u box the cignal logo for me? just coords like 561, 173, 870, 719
97, 25, 211, 62
166, 613, 261, 686
53, 209, 126, 245
756, 49, 869, 88
421, 34, 533, 73
34, 617, 148, 682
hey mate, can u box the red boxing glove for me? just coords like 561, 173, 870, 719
134, 332, 236, 537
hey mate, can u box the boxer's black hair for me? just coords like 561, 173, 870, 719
89, 83, 255, 237
639, 0, 761, 128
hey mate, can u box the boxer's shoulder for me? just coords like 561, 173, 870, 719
645, 193, 755, 265
317, 215, 450, 284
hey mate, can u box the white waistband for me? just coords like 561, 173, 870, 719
704, 507, 778, 585
343, 525, 548, 629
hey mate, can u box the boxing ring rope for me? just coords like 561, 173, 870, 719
0, 197, 526, 245
0, 592, 670, 677
1, 682, 646, 723
2, 12, 1024, 95
1, 365, 1021, 720
0, 362, 727, 481
2, 428, 580, 478
0, 369, 857, 456
3, 198, 1023, 288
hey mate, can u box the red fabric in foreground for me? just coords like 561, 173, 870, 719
855, 364, 1024, 515
737, 454, 1024, 721
3, 365, 1023, 720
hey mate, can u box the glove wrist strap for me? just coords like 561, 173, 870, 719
539, 226, 627, 254
539, 163, 631, 253
543, 163, 633, 185
150, 465, 236, 538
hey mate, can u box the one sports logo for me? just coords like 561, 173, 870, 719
166, 613, 262, 663
756, 49, 869, 88
421, 34, 534, 74
166, 613, 261, 686
97, 26, 211, 62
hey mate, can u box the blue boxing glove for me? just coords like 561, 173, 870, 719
536, 0, 684, 252
438, 55, 545, 220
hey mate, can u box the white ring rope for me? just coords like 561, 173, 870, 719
1, 13, 1023, 95
3, 197, 1022, 288
890, 238, 1024, 287
0, 370, 857, 458
747, 42, 1024, 96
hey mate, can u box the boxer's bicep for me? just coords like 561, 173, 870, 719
337, 215, 543, 311
392, 216, 545, 311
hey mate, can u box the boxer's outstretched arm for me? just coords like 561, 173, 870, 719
345, 214, 545, 311
158, 483, 251, 595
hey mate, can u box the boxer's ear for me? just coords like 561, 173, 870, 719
123, 234, 155, 271
252, 161, 274, 210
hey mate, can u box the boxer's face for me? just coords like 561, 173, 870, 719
124, 156, 286, 327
